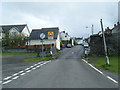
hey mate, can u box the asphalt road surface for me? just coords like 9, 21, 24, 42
2, 45, 118, 88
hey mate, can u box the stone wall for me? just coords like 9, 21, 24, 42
89, 33, 119, 56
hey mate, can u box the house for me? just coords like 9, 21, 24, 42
59, 31, 71, 47
0, 24, 30, 41
112, 22, 120, 34
60, 31, 71, 41
28, 27, 60, 50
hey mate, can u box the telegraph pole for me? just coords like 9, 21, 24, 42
100, 19, 110, 65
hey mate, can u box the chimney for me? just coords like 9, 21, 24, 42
114, 24, 117, 27
107, 27, 110, 30
117, 22, 119, 25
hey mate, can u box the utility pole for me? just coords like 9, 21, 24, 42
91, 24, 94, 35
100, 19, 110, 65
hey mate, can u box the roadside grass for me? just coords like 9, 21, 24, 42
87, 56, 119, 74
24, 51, 63, 63
1, 52, 36, 55
24, 56, 53, 63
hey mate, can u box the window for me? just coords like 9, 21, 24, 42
12, 32, 17, 35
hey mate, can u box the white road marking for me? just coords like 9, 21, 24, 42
2, 80, 12, 85
12, 76, 19, 80
34, 64, 38, 66
12, 73, 19, 76
32, 67, 37, 70
107, 76, 118, 84
26, 70, 31, 73
88, 63, 104, 75
30, 66, 34, 68
25, 68, 30, 70
20, 73, 26, 76
38, 62, 43, 64
82, 59, 118, 84
18, 71, 24, 74
36, 65, 40, 68
3, 76, 12, 80
2, 61, 51, 85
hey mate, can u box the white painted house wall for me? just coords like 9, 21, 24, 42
9, 28, 20, 36
60, 32, 70, 41
21, 26, 30, 37
55, 34, 60, 50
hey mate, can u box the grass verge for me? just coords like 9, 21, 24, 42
24, 51, 63, 63
87, 56, 119, 74
24, 56, 53, 63
1, 52, 36, 55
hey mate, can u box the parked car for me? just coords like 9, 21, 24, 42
66, 43, 72, 48
83, 42, 89, 48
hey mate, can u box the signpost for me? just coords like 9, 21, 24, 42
48, 32, 54, 55
39, 33, 46, 57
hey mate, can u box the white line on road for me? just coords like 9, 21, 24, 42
26, 70, 31, 73
12, 73, 19, 76
82, 59, 118, 84
12, 76, 19, 80
34, 64, 38, 66
88, 63, 104, 75
25, 68, 30, 70
30, 66, 34, 68
32, 67, 37, 70
18, 70, 24, 74
20, 73, 26, 76
36, 65, 40, 68
3, 76, 12, 80
2, 80, 12, 85
106, 76, 118, 84
2, 61, 51, 85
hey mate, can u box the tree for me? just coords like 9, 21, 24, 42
2, 32, 27, 48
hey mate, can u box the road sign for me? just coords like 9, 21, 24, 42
40, 33, 45, 40
48, 32, 54, 39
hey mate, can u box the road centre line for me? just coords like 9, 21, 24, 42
20, 73, 26, 76
26, 70, 31, 73
82, 59, 118, 84
25, 68, 30, 70
12, 73, 19, 76
2, 61, 51, 85
18, 70, 24, 74
3, 76, 12, 80
12, 76, 19, 80
2, 80, 12, 85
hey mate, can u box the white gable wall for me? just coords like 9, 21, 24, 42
21, 26, 30, 37
9, 28, 20, 36
55, 34, 60, 50
29, 39, 56, 45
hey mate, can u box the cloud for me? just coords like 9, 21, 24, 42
1, 2, 118, 38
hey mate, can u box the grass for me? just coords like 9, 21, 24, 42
1, 52, 36, 55
87, 55, 119, 74
24, 51, 63, 63
24, 56, 53, 63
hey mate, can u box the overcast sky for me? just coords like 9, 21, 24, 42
1, 2, 118, 38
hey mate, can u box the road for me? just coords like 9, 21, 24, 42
2, 45, 118, 88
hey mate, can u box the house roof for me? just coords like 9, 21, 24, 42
29, 27, 59, 40
0, 24, 27, 33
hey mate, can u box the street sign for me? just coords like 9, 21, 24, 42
48, 32, 54, 40
40, 33, 45, 40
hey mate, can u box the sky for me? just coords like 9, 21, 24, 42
1, 1, 118, 38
